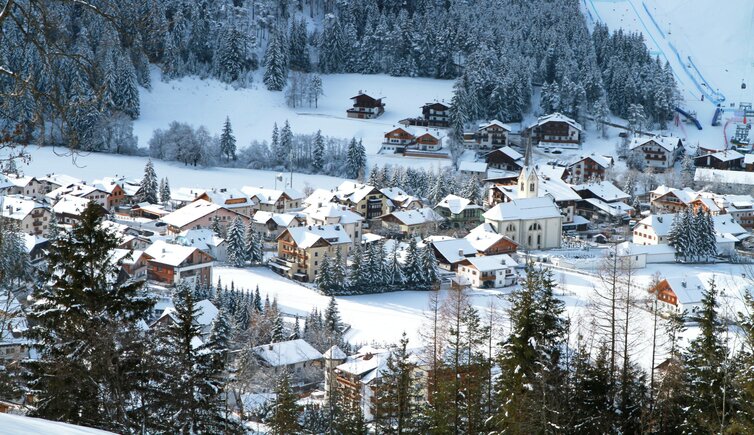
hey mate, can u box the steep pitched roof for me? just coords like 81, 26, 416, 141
528, 112, 583, 131
629, 135, 683, 152
282, 224, 351, 249
484, 197, 562, 221
431, 238, 477, 264
385, 207, 444, 226
253, 339, 323, 367
144, 240, 203, 267
161, 199, 222, 228
434, 194, 482, 214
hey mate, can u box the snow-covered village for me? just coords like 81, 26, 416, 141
3, 0, 754, 433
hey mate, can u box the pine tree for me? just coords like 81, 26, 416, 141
419, 245, 439, 289
254, 286, 263, 313
324, 296, 343, 346
216, 24, 249, 83
401, 237, 425, 288
372, 332, 420, 433
25, 202, 154, 431
669, 210, 691, 262
312, 130, 325, 172
346, 138, 367, 179
263, 28, 288, 91
681, 278, 735, 433
110, 52, 140, 120
385, 240, 405, 288
211, 215, 225, 238
139, 159, 159, 204
280, 120, 293, 167
226, 216, 247, 267
159, 177, 171, 204
268, 371, 301, 434
220, 116, 237, 161
347, 244, 365, 293
245, 224, 263, 264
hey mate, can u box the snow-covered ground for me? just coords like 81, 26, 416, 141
137, 68, 455, 171
0, 413, 116, 435
216, 261, 752, 371
15, 145, 346, 192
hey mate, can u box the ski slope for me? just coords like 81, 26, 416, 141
585, 0, 754, 148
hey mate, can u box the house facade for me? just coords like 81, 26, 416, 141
470, 120, 511, 150
271, 224, 351, 282
567, 154, 613, 183
347, 93, 385, 119
629, 136, 684, 170
456, 255, 517, 288
144, 240, 213, 286
0, 195, 53, 236
484, 196, 563, 250
526, 112, 583, 146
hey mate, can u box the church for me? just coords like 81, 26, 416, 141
483, 144, 563, 250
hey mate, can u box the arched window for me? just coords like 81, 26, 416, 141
528, 223, 542, 231
505, 224, 516, 232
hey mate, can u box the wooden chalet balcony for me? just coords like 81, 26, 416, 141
479, 275, 496, 281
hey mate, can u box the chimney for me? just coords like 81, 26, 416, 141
458, 249, 464, 257
682, 280, 687, 288
269, 344, 274, 350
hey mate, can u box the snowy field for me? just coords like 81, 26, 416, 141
217, 261, 752, 371
137, 68, 455, 171
0, 413, 115, 434
14, 145, 346, 192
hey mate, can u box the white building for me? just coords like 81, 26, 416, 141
483, 196, 563, 250
629, 135, 684, 169
456, 254, 518, 288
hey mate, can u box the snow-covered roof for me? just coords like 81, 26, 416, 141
304, 188, 338, 207
161, 199, 222, 228
652, 185, 698, 204
336, 346, 390, 379
636, 214, 675, 236
484, 197, 562, 221
386, 207, 444, 226
177, 229, 225, 251
37, 173, 81, 188
698, 149, 744, 162
745, 154, 754, 165
528, 112, 583, 131
492, 146, 523, 161
253, 339, 323, 367
335, 181, 378, 204
583, 198, 633, 216
252, 210, 299, 227
380, 187, 409, 202
0, 195, 46, 220
323, 345, 347, 360
570, 153, 613, 168
144, 240, 202, 267
616, 241, 675, 256
461, 254, 517, 272
431, 238, 477, 264
478, 119, 513, 131
203, 188, 254, 209
503, 169, 580, 202
695, 168, 754, 186
283, 224, 351, 248
91, 177, 124, 194
664, 276, 706, 306
458, 161, 488, 173
0, 173, 35, 189
51, 195, 92, 216
434, 194, 482, 214
46, 182, 104, 201
573, 181, 630, 202
303, 202, 364, 225
464, 225, 513, 252
694, 197, 721, 213
712, 214, 747, 237
629, 135, 683, 152
242, 186, 303, 204
171, 187, 207, 203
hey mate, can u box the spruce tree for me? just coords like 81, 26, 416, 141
309, 74, 323, 108
159, 177, 171, 204
347, 244, 365, 293
372, 332, 420, 433
245, 224, 263, 264
316, 254, 337, 295
139, 159, 159, 204
226, 216, 247, 267
346, 138, 366, 179
268, 371, 301, 434
220, 116, 237, 161
324, 296, 343, 345
26, 202, 153, 431
312, 129, 325, 172
263, 28, 288, 91
681, 278, 735, 433
401, 238, 424, 288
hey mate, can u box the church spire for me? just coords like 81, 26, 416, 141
524, 136, 532, 167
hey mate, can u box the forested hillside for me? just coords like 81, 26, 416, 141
0, 0, 677, 155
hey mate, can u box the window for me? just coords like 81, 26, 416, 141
529, 183, 535, 192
